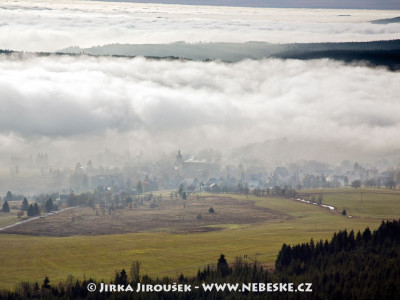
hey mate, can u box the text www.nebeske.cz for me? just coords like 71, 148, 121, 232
94, 282, 312, 293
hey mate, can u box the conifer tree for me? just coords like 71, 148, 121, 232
178, 184, 184, 196
136, 180, 143, 194
33, 202, 40, 216
5, 191, 13, 202
45, 198, 53, 212
21, 197, 29, 211
217, 254, 230, 277
2, 200, 10, 213
27, 204, 34, 216
41, 276, 50, 289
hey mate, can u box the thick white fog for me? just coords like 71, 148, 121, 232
0, 0, 399, 52
1, 54, 400, 164
0, 0, 400, 167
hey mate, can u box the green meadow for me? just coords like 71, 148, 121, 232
0, 211, 20, 228
0, 188, 399, 290
300, 188, 400, 218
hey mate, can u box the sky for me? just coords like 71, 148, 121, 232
1, 0, 400, 52
0, 0, 400, 167
96, 0, 400, 10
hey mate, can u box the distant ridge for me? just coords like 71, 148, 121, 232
59, 40, 400, 69
371, 16, 400, 24
2, 41, 399, 70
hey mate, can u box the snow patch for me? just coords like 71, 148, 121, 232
294, 198, 336, 211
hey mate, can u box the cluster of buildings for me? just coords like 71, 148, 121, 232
6, 151, 400, 197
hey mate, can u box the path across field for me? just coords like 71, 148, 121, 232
0, 206, 78, 232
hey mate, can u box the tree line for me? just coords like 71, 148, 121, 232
2, 197, 56, 217
275, 219, 400, 299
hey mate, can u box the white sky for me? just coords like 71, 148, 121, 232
97, 0, 400, 10
0, 0, 399, 51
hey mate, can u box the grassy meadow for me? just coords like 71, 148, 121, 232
0, 210, 21, 228
0, 188, 399, 290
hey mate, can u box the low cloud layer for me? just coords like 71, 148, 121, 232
1, 54, 400, 165
1, 0, 400, 52
1, 0, 399, 166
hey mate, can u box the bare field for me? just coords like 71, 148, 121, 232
2, 195, 290, 236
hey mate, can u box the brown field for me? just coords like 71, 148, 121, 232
2, 194, 290, 236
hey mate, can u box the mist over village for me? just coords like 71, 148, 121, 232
3, 146, 400, 200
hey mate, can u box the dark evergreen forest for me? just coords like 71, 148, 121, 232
275, 219, 400, 299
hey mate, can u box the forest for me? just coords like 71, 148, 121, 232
58, 40, 400, 70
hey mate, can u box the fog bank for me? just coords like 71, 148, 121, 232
1, 54, 399, 166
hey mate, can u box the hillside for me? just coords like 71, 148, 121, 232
59, 40, 400, 69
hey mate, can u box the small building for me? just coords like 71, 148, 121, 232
59, 194, 68, 203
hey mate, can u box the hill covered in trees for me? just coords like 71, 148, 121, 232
1, 219, 399, 299
59, 40, 400, 70
275, 219, 400, 299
